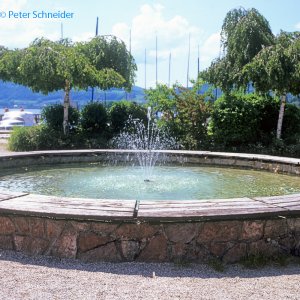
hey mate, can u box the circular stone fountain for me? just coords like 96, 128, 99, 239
0, 149, 299, 263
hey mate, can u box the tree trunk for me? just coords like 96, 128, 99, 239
276, 94, 286, 139
63, 79, 70, 135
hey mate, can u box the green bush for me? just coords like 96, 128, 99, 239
8, 125, 92, 151
78, 134, 109, 149
8, 127, 34, 151
80, 102, 108, 134
8, 125, 58, 151
209, 93, 279, 147
145, 84, 212, 150
41, 104, 80, 132
170, 86, 211, 149
282, 103, 300, 144
109, 101, 147, 133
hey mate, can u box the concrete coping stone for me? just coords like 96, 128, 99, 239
0, 189, 299, 223
0, 149, 299, 165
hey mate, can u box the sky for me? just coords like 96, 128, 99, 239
0, 0, 300, 88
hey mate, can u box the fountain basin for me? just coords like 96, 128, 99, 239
0, 149, 299, 263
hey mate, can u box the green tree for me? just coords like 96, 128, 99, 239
145, 84, 175, 114
0, 48, 24, 83
146, 83, 212, 149
145, 83, 178, 133
0, 37, 135, 134
172, 85, 211, 149
0, 46, 7, 58
76, 36, 136, 90
202, 7, 274, 92
243, 31, 300, 138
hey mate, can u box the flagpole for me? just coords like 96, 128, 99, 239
186, 33, 190, 88
197, 44, 200, 94
144, 48, 147, 90
126, 29, 132, 100
129, 28, 132, 54
95, 16, 99, 36
168, 52, 171, 87
91, 17, 99, 102
197, 44, 200, 76
155, 35, 158, 86
60, 23, 64, 40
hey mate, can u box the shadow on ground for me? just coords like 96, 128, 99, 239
0, 250, 300, 280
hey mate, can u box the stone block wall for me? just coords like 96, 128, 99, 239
0, 215, 300, 263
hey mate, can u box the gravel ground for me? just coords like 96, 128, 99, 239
0, 139, 9, 153
0, 250, 300, 300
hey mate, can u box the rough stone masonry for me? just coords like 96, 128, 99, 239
0, 215, 300, 263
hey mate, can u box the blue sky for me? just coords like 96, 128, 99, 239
1, 0, 300, 88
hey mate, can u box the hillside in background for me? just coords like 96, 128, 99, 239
0, 81, 299, 109
0, 81, 146, 109
0, 80, 217, 109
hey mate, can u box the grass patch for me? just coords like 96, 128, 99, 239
173, 258, 192, 268
240, 253, 291, 269
207, 258, 225, 272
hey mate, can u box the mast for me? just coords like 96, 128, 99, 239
60, 23, 64, 40
155, 35, 158, 86
129, 28, 132, 54
168, 52, 171, 87
126, 29, 132, 100
186, 33, 191, 88
197, 44, 200, 94
197, 44, 200, 76
144, 48, 147, 90
95, 16, 99, 36
91, 17, 99, 102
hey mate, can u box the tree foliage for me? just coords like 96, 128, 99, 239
41, 104, 79, 132
0, 38, 125, 93
209, 93, 277, 146
243, 31, 300, 138
202, 7, 274, 92
77, 36, 136, 91
208, 92, 300, 147
0, 46, 7, 58
201, 7, 300, 140
80, 102, 108, 134
243, 31, 300, 95
146, 83, 212, 149
172, 85, 212, 149
145, 84, 175, 114
221, 8, 274, 66
109, 101, 147, 134
0, 36, 136, 134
